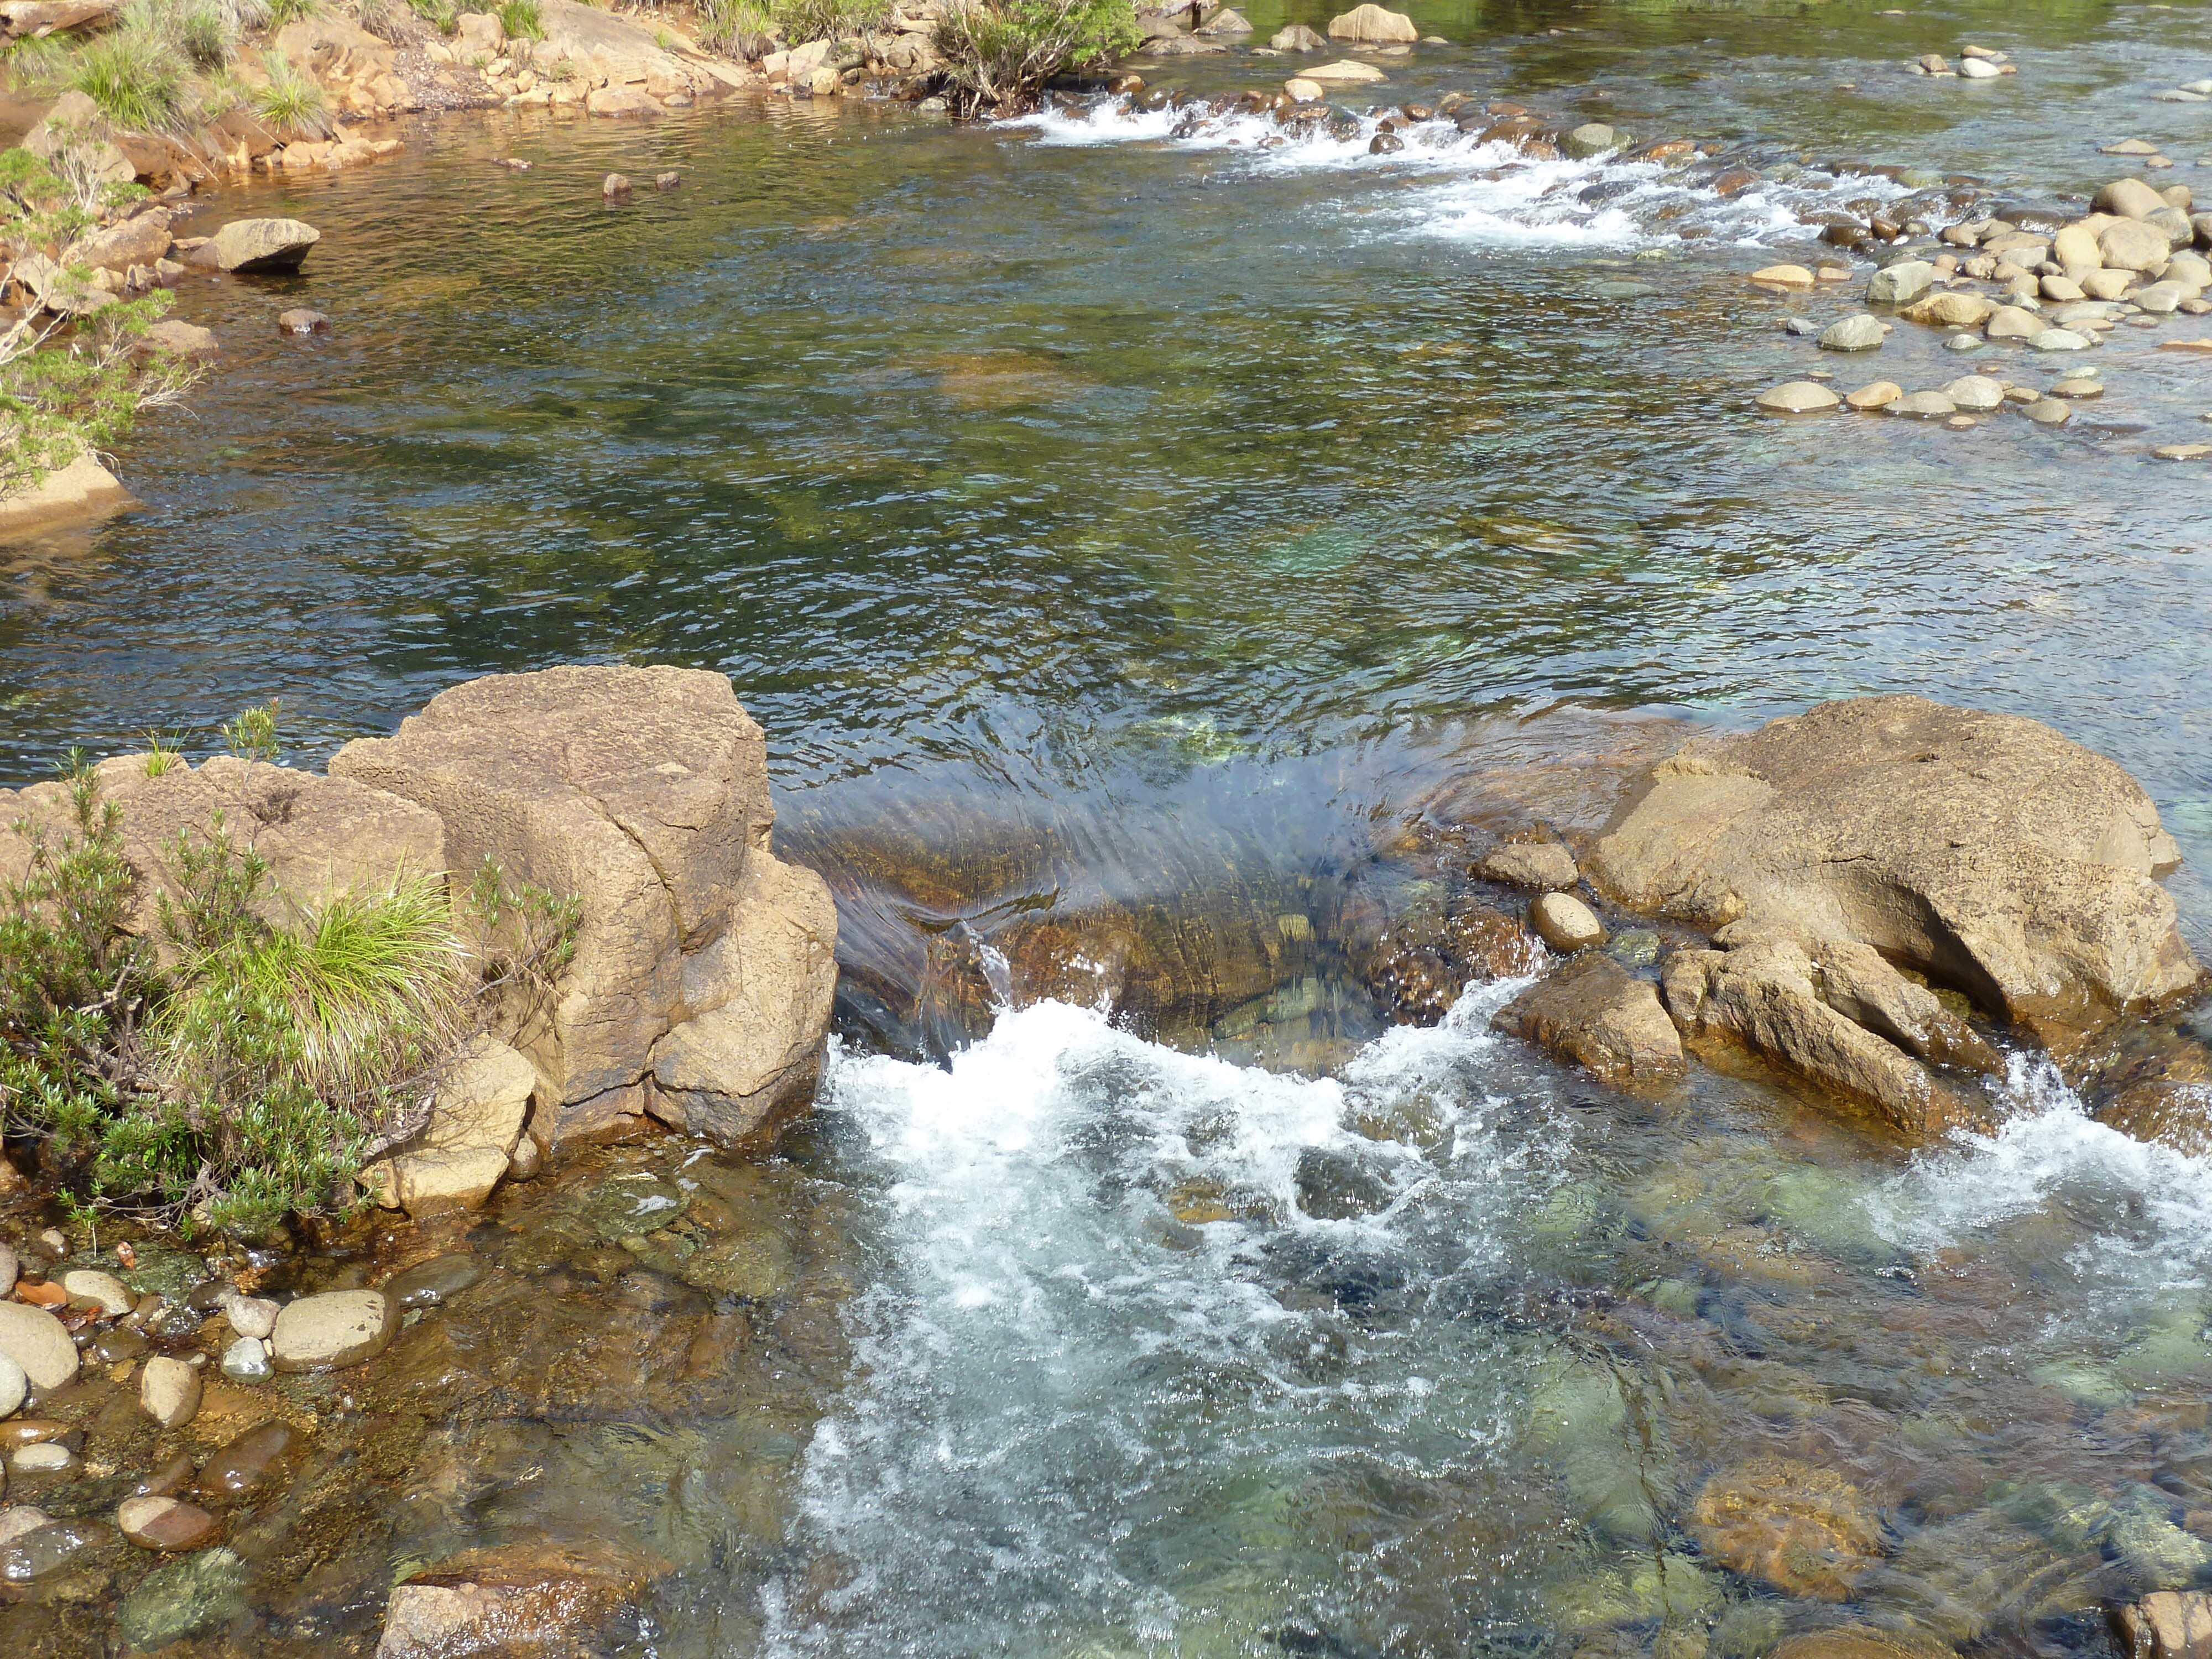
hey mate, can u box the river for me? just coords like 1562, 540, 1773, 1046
5, 1, 2212, 1652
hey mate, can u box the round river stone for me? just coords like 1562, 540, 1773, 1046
1755, 380, 1840, 413
270, 1290, 393, 1372
1530, 892, 1605, 952
118, 1494, 221, 1552
0, 1303, 78, 1392
385, 1254, 483, 1310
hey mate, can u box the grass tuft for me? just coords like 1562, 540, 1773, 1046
496, 0, 542, 38
71, 29, 189, 131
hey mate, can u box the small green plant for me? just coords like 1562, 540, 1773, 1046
266, 0, 321, 23
543, 54, 575, 79
933, 0, 1138, 111
497, 0, 542, 38
221, 700, 281, 763
355, 0, 401, 38
252, 50, 327, 132
144, 730, 183, 776
177, 0, 237, 69
2, 748, 579, 1237
71, 28, 189, 131
654, 25, 676, 50
409, 0, 457, 30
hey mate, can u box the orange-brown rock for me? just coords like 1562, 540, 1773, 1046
1687, 1455, 1883, 1599
1495, 954, 1684, 1086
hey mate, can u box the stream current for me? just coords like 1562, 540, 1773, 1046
6, 0, 2212, 1652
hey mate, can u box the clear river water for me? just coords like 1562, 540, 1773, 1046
6, 0, 2212, 1653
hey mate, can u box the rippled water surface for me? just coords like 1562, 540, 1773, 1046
6, 2, 2212, 1652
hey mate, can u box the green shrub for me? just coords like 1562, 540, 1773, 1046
1, 33, 74, 93
409, 0, 457, 32
933, 0, 1138, 109
266, 0, 320, 23
697, 0, 772, 56
497, 0, 542, 37
772, 0, 884, 44
252, 49, 327, 133
71, 28, 189, 130
1, 290, 204, 497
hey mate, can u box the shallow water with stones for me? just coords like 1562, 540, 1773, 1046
4, 0, 2212, 1651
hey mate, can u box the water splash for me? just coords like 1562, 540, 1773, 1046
1010, 95, 1910, 249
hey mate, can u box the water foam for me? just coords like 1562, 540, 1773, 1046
1010, 96, 1908, 250
1870, 1053, 2212, 1292
769, 984, 1560, 1655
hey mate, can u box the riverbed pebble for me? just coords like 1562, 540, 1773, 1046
0, 1354, 24, 1420
60, 1268, 132, 1316
270, 1290, 392, 1372
1986, 305, 2042, 340
1891, 390, 1958, 418
140, 1357, 201, 1430
1845, 380, 1902, 410
13, 1442, 79, 1475
1530, 893, 1605, 952
2153, 443, 2212, 460
2022, 399, 2072, 424
219, 1337, 271, 1383
2049, 377, 2103, 398
117, 1494, 219, 1553
1475, 841, 1579, 890
0, 1303, 78, 1391
602, 173, 632, 198
197, 1421, 296, 1495
1756, 380, 1840, 412
1943, 374, 2005, 411
220, 1295, 279, 1340
1944, 333, 1986, 352
1819, 314, 1885, 351
0, 1245, 15, 1297
386, 1255, 483, 1309
2030, 329, 2092, 351
277, 308, 331, 336
1867, 260, 1935, 304
1751, 264, 1815, 287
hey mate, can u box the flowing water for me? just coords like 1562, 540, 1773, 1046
6, 1, 2212, 1651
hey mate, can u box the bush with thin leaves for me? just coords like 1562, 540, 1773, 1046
933, 0, 1139, 111
2, 742, 582, 1237
252, 48, 327, 133
1, 288, 204, 497
772, 0, 884, 44
410, 0, 457, 32
266, 0, 320, 23
697, 0, 773, 56
177, 0, 237, 69
71, 28, 189, 130
496, 0, 541, 37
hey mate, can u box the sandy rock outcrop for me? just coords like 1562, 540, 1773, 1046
1587, 696, 2199, 1135
270, 15, 410, 118
330, 666, 838, 1152
66, 206, 171, 274
0, 754, 447, 943
1326, 3, 1416, 43
1495, 954, 1683, 1087
1594, 697, 2197, 1021
183, 217, 320, 273
0, 452, 133, 534
531, 0, 745, 112
362, 1035, 538, 1214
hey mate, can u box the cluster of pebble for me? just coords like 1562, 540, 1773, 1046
1907, 44, 2016, 80
0, 1227, 468, 1586
1755, 168, 2212, 456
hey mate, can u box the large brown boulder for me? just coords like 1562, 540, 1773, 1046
0, 754, 446, 943
1326, 3, 1416, 42
1494, 954, 1683, 1087
1589, 697, 2199, 1037
330, 667, 837, 1151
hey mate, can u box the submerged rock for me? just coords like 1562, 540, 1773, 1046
1475, 838, 1579, 890
1530, 891, 1605, 952
117, 1545, 248, 1648
375, 1538, 664, 1659
1688, 1455, 1882, 1600
272, 1289, 393, 1371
